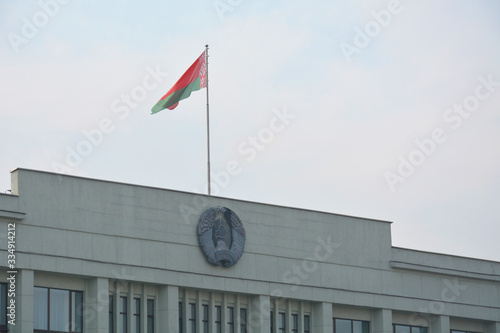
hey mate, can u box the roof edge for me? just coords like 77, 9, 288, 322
10, 167, 393, 224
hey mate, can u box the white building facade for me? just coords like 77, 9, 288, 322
0, 168, 498, 333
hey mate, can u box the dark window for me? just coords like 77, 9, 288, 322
119, 297, 127, 333
336, 319, 352, 333
0, 283, 7, 333
189, 303, 196, 333
394, 324, 427, 333
34, 287, 83, 333
227, 307, 234, 333
395, 325, 410, 333
335, 318, 370, 333
270, 311, 274, 333
304, 315, 310, 333
179, 302, 183, 333
278, 312, 286, 333
202, 305, 209, 333
240, 308, 247, 333
35, 287, 49, 330
109, 295, 113, 333
134, 298, 141, 333
215, 306, 222, 333
291, 314, 298, 333
147, 299, 155, 333
71, 291, 83, 332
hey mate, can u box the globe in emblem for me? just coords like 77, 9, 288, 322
197, 207, 246, 267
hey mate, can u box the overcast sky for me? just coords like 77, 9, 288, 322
1, 0, 499, 261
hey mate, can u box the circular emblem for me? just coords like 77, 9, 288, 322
197, 206, 246, 267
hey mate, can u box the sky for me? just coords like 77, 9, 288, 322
1, 0, 500, 262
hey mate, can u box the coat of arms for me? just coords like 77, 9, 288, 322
197, 206, 246, 267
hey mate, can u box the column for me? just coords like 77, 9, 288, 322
249, 295, 271, 333
485, 322, 500, 333
236, 294, 241, 333
222, 293, 228, 333
210, 292, 216, 333
11, 269, 34, 333
158, 285, 179, 332
183, 289, 189, 333
286, 300, 292, 333
372, 309, 393, 333
273, 298, 279, 333
113, 281, 121, 333
197, 291, 204, 333
312, 302, 333, 333
141, 285, 148, 333
430, 315, 449, 333
298, 301, 305, 333
128, 283, 134, 333
86, 277, 109, 333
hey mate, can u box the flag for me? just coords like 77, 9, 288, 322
151, 51, 207, 114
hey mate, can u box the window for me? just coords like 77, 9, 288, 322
0, 283, 7, 333
71, 291, 83, 332
134, 298, 141, 333
393, 324, 427, 333
270, 311, 274, 333
335, 318, 370, 333
189, 303, 196, 333
119, 297, 127, 333
278, 312, 286, 333
179, 302, 183, 333
304, 315, 310, 333
240, 308, 247, 333
291, 314, 298, 333
202, 305, 209, 333
215, 306, 222, 333
109, 295, 113, 333
147, 299, 155, 333
34, 287, 83, 333
35, 287, 49, 330
50, 289, 70, 331
227, 307, 234, 333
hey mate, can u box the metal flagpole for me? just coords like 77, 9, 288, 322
205, 44, 211, 196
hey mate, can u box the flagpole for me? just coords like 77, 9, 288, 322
205, 44, 211, 196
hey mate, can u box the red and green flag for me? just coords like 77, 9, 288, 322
151, 51, 207, 114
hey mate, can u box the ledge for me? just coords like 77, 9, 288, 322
0, 209, 25, 221
390, 261, 500, 282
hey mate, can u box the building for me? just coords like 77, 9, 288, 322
0, 168, 499, 333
